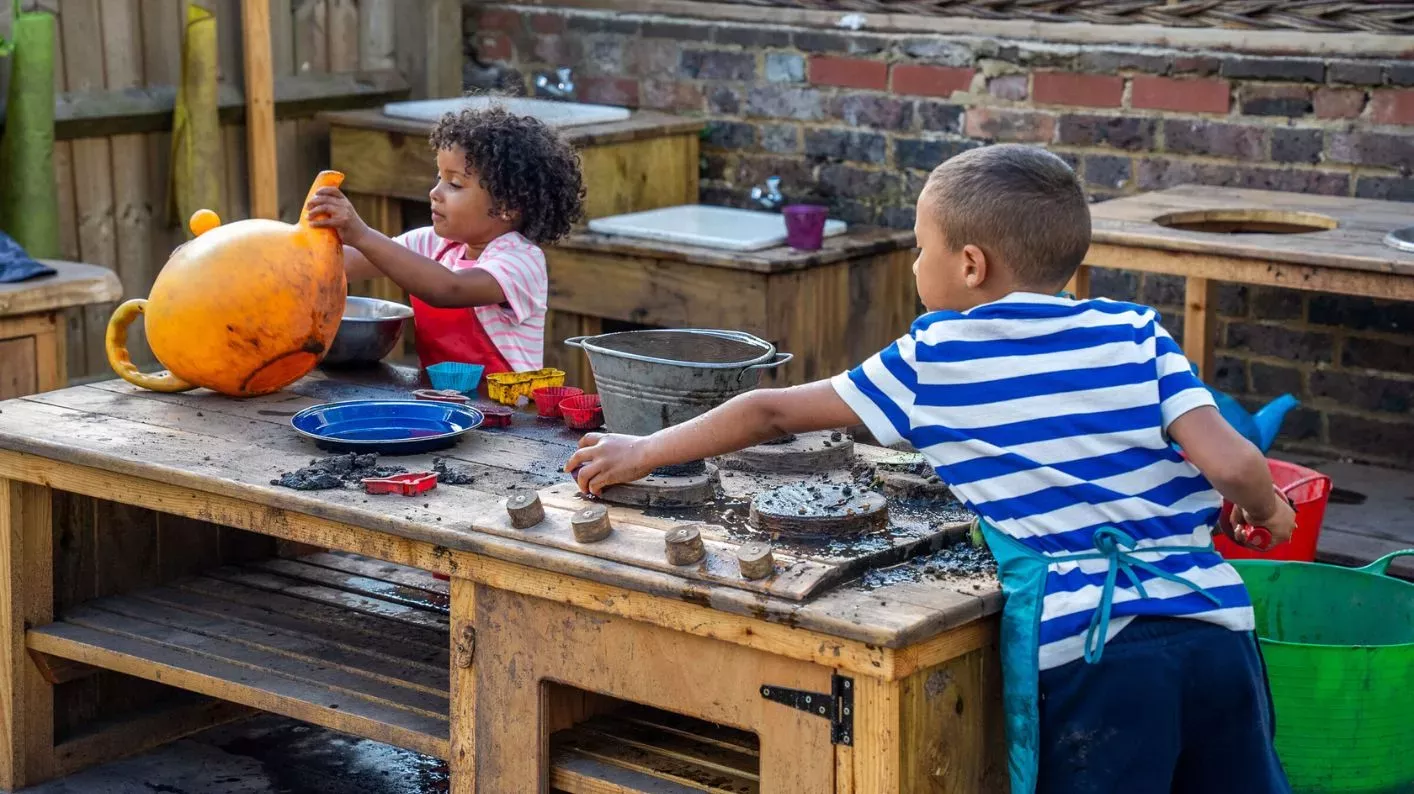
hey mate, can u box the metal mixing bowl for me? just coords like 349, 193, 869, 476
321, 296, 414, 367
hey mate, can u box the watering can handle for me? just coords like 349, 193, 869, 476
1358, 550, 1414, 577
105, 300, 197, 393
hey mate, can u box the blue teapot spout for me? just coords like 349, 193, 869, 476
1253, 393, 1300, 452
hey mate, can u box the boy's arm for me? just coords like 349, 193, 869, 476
567, 380, 862, 495
1169, 406, 1296, 541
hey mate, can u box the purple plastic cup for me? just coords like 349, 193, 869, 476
783, 204, 829, 251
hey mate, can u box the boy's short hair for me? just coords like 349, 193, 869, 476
430, 106, 586, 245
922, 144, 1090, 289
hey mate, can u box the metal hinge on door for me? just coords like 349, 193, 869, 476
759, 674, 853, 745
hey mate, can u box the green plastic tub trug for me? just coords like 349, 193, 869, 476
1233, 550, 1414, 793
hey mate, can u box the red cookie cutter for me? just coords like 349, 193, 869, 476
362, 472, 439, 496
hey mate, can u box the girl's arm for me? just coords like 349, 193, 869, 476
308, 187, 507, 308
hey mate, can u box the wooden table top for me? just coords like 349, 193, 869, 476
557, 227, 918, 275
1089, 185, 1414, 276
321, 108, 706, 148
0, 260, 123, 317
0, 367, 999, 649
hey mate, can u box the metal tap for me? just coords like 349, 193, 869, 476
534, 67, 576, 100
751, 176, 784, 211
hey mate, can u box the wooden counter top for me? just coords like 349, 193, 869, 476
1089, 185, 1414, 275
0, 260, 122, 317
321, 107, 705, 148
556, 226, 918, 274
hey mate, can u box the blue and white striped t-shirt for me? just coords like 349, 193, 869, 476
833, 292, 1256, 670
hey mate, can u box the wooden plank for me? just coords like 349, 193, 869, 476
156, 513, 224, 581
579, 134, 699, 221
53, 694, 250, 777
140, 0, 185, 322
27, 619, 450, 758
1183, 276, 1217, 381
26, 652, 98, 686
298, 550, 450, 594
358, 0, 396, 71
546, 249, 768, 331
1066, 264, 1091, 299
60, 0, 118, 380
0, 479, 55, 787
326, 0, 357, 73
242, 0, 278, 219
173, 575, 447, 659
1085, 242, 1414, 303
99, 0, 151, 356
94, 501, 159, 597
552, 754, 713, 794
846, 675, 899, 793
0, 338, 38, 400
205, 566, 450, 632
554, 734, 756, 793
448, 577, 474, 794
30, 316, 63, 394
897, 646, 1008, 793
91, 593, 448, 695
250, 557, 451, 613
52, 6, 83, 381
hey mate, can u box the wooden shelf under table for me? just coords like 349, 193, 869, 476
24, 552, 752, 792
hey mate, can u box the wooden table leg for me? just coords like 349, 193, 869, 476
450, 577, 477, 794
32, 314, 66, 394
0, 479, 55, 788
1184, 276, 1218, 381
1066, 265, 1091, 299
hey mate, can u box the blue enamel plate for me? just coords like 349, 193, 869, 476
291, 400, 484, 455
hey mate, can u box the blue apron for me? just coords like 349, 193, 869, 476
978, 519, 1223, 794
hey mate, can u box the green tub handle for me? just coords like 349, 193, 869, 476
1357, 549, 1414, 577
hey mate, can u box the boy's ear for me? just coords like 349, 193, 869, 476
961, 244, 988, 288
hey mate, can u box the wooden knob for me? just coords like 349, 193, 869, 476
737, 541, 774, 580
506, 493, 545, 529
571, 504, 612, 543
664, 525, 706, 566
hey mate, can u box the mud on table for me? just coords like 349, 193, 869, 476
0, 367, 1005, 793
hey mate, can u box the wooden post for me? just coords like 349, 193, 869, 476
1184, 276, 1218, 381
241, 0, 278, 219
1066, 264, 1091, 299
449, 578, 476, 794
0, 479, 55, 788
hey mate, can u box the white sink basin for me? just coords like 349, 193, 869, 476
588, 205, 847, 252
381, 96, 631, 128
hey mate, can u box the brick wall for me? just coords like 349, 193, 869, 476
472, 5, 1414, 468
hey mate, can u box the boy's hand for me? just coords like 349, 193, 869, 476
305, 187, 371, 247
1225, 490, 1296, 550
565, 433, 654, 496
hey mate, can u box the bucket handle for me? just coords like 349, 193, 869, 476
1358, 550, 1414, 577
564, 336, 587, 349
736, 352, 793, 383
1277, 473, 1331, 500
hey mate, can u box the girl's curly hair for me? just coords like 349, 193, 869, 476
429, 106, 586, 245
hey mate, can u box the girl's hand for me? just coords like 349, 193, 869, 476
564, 433, 653, 496
305, 187, 371, 247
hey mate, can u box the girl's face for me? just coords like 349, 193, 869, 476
429, 146, 517, 245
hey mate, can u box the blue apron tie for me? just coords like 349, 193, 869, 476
1048, 527, 1223, 664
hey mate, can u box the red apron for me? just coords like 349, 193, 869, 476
410, 296, 512, 375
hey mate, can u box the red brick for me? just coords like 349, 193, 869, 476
1371, 89, 1414, 125
1131, 76, 1229, 114
890, 64, 975, 98
640, 81, 705, 112
964, 107, 1056, 143
809, 56, 887, 91
527, 13, 565, 34
578, 77, 640, 107
476, 9, 522, 33
1031, 71, 1124, 108
1314, 88, 1366, 119
475, 32, 513, 62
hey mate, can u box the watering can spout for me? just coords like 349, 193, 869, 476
1254, 393, 1300, 452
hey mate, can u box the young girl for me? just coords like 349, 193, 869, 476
306, 106, 585, 374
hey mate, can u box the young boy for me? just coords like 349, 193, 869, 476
568, 145, 1296, 794
306, 107, 585, 374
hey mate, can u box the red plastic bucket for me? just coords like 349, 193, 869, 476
1214, 459, 1332, 562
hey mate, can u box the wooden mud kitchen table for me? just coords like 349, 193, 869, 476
0, 262, 122, 399
0, 368, 1006, 792
1074, 185, 1414, 380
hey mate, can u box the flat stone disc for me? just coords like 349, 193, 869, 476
600, 468, 718, 508
716, 431, 855, 474
749, 483, 887, 538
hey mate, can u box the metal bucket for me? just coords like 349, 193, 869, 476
564, 329, 792, 436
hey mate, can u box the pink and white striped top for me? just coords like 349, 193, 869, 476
393, 227, 548, 372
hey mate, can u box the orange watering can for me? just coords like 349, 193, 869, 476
106, 171, 348, 397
